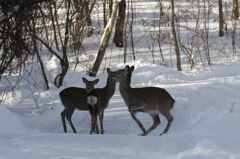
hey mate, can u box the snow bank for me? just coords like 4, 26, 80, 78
0, 104, 28, 134
1, 59, 240, 158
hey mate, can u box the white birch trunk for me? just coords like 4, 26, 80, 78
89, 0, 121, 77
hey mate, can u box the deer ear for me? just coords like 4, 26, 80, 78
125, 65, 130, 72
107, 68, 111, 74
82, 77, 87, 84
94, 79, 99, 84
130, 66, 135, 73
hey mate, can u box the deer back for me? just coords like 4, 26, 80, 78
60, 87, 89, 110
126, 87, 175, 112
114, 65, 175, 113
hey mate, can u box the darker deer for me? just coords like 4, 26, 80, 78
112, 65, 175, 136
59, 78, 99, 133
86, 68, 117, 134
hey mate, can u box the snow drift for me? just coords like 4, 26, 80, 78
0, 59, 240, 159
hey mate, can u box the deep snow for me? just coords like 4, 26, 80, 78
1, 59, 240, 159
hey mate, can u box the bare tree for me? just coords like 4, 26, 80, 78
72, 0, 95, 50
231, 0, 238, 57
231, 20, 237, 56
232, 0, 239, 19
219, 0, 224, 37
114, 0, 126, 47
31, 0, 96, 87
29, 0, 73, 87
202, 0, 215, 65
29, 13, 49, 90
170, 0, 181, 71
123, 0, 130, 63
85, 0, 93, 37
51, 0, 70, 87
108, 0, 113, 20
156, 0, 165, 65
0, 0, 47, 76
178, 0, 201, 69
89, 0, 120, 77
103, 0, 107, 27
129, 0, 135, 61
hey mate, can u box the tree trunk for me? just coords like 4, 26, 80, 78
219, 0, 224, 37
30, 16, 50, 90
170, 0, 182, 71
232, 0, 239, 19
203, 0, 211, 65
49, 0, 59, 51
124, 0, 130, 63
36, 49, 49, 90
103, 0, 107, 27
72, 0, 84, 50
108, 0, 113, 20
85, 0, 93, 37
54, 0, 71, 88
130, 0, 135, 60
232, 21, 237, 56
89, 0, 120, 77
114, 0, 126, 47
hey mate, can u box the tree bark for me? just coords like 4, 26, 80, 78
232, 0, 239, 19
219, 0, 224, 37
54, 0, 71, 88
30, 16, 49, 90
103, 0, 107, 27
170, 0, 182, 71
114, 0, 126, 47
108, 0, 113, 20
89, 0, 120, 77
85, 0, 93, 37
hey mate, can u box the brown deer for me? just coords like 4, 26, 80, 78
86, 68, 117, 134
59, 78, 99, 133
112, 65, 175, 136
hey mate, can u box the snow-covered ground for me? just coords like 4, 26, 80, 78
1, 59, 240, 159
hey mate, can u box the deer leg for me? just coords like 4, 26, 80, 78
140, 114, 161, 136
102, 110, 105, 132
129, 110, 145, 133
160, 112, 173, 136
66, 110, 77, 133
88, 104, 95, 134
92, 117, 96, 133
94, 115, 100, 134
61, 109, 67, 133
88, 104, 96, 132
90, 116, 94, 134
99, 111, 104, 134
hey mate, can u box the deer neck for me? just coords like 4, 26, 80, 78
119, 76, 132, 95
103, 76, 116, 98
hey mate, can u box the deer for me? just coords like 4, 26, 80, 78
111, 65, 175, 136
59, 77, 99, 133
86, 68, 117, 134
